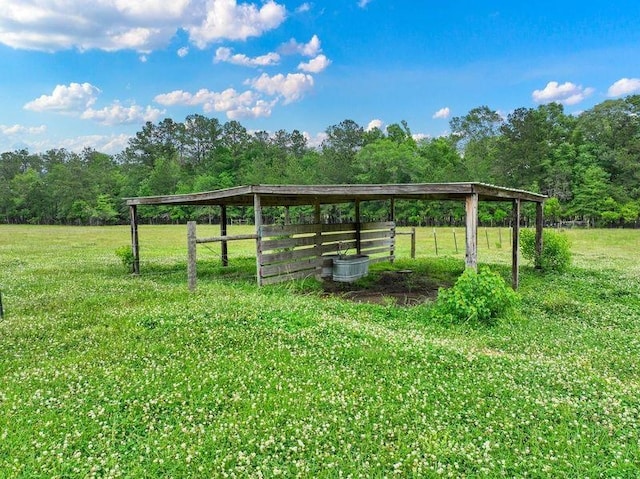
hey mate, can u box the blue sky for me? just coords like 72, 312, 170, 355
1, 0, 640, 154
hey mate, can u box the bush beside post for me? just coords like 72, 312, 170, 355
521, 229, 571, 273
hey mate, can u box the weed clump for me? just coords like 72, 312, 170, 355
432, 267, 519, 326
114, 245, 134, 272
520, 229, 571, 273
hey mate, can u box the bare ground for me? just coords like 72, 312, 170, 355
322, 270, 450, 306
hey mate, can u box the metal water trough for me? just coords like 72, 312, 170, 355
332, 255, 370, 282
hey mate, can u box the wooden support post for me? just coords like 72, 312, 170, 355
285, 206, 291, 225
465, 194, 478, 270
254, 195, 263, 286
535, 202, 544, 270
389, 199, 396, 263
512, 199, 521, 289
355, 200, 361, 255
220, 205, 228, 267
187, 221, 197, 291
410, 227, 416, 259
314, 202, 322, 278
129, 205, 140, 275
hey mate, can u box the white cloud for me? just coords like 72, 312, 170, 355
227, 99, 276, 120
24, 82, 164, 126
412, 133, 431, 142
607, 78, 640, 97
298, 54, 330, 73
60, 133, 132, 154
366, 119, 383, 131
187, 0, 286, 48
532, 81, 594, 106
0, 124, 47, 136
279, 34, 322, 57
249, 72, 314, 104
81, 103, 165, 125
201, 89, 258, 114
0, 132, 131, 155
154, 90, 199, 106
177, 46, 189, 57
154, 88, 272, 119
303, 131, 327, 149
24, 83, 101, 112
0, 0, 286, 52
296, 3, 311, 13
358, 0, 373, 7
139, 54, 148, 63
215, 47, 280, 67
432, 107, 451, 119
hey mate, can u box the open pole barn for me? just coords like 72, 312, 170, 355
125, 183, 546, 289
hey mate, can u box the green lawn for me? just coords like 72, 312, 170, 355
1, 225, 639, 477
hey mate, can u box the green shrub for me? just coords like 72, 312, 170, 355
114, 245, 134, 272
520, 229, 571, 273
432, 267, 519, 325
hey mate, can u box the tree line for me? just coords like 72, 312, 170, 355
1, 95, 639, 227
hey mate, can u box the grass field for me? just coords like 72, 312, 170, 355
1, 224, 640, 477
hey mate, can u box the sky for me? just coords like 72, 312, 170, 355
1, 0, 640, 154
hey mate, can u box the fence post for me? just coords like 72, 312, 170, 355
187, 221, 197, 291
433, 228, 438, 255
220, 205, 228, 267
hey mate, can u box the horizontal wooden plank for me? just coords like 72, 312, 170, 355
319, 231, 356, 244
361, 221, 395, 230
261, 268, 318, 285
261, 246, 317, 264
196, 233, 257, 243
262, 257, 319, 277
261, 223, 320, 236
360, 238, 394, 250
261, 221, 396, 238
321, 223, 357, 233
259, 221, 393, 239
360, 230, 394, 241
321, 241, 356, 255
261, 234, 317, 251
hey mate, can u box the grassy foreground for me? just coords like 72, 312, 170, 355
1, 225, 640, 478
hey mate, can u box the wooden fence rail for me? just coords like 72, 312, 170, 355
395, 227, 416, 259
187, 221, 258, 291
187, 221, 397, 288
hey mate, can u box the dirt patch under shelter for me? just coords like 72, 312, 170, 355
322, 269, 450, 306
